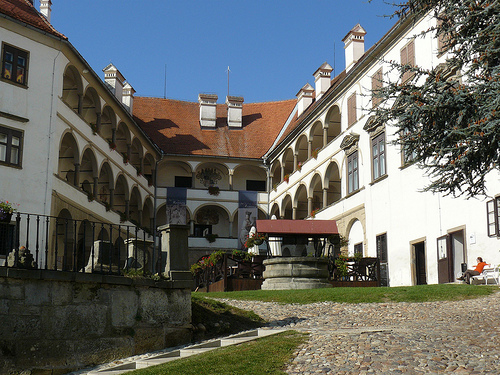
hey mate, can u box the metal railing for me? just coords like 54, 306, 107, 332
0, 212, 160, 276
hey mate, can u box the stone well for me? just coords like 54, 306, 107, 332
261, 257, 332, 290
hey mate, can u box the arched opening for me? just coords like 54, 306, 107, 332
233, 165, 266, 191
130, 138, 143, 172
194, 163, 229, 190
77, 220, 94, 271
325, 105, 341, 144
80, 148, 98, 198
62, 65, 82, 113
295, 135, 308, 166
114, 174, 129, 217
100, 105, 116, 143
115, 122, 131, 156
194, 205, 230, 238
282, 148, 294, 179
157, 161, 192, 188
325, 162, 342, 206
143, 153, 155, 185
270, 203, 280, 219
129, 187, 142, 226
98, 162, 113, 208
82, 87, 100, 132
310, 174, 323, 213
58, 133, 79, 187
310, 121, 323, 154
270, 160, 281, 189
294, 184, 308, 220
348, 219, 364, 257
282, 195, 293, 220
142, 197, 154, 232
53, 209, 75, 271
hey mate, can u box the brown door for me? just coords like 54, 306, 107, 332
414, 242, 426, 285
437, 235, 453, 283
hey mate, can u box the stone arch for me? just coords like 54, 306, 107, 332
282, 148, 294, 179
158, 160, 193, 188
130, 137, 144, 172
143, 153, 155, 185
142, 197, 154, 231
270, 160, 281, 188
270, 202, 280, 219
115, 122, 131, 156
53, 209, 75, 271
194, 162, 229, 190
295, 134, 308, 166
58, 132, 80, 186
129, 186, 142, 225
325, 161, 342, 206
62, 64, 83, 113
100, 105, 116, 143
114, 174, 129, 217
310, 120, 323, 154
97, 161, 114, 207
193, 204, 231, 238
309, 173, 323, 212
281, 194, 293, 220
346, 218, 364, 257
232, 164, 266, 191
80, 147, 98, 197
294, 184, 308, 220
81, 86, 100, 131
325, 105, 341, 144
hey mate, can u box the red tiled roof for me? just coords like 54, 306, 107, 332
0, 0, 66, 39
133, 97, 296, 159
256, 219, 338, 235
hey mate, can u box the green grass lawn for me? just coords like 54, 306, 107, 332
198, 283, 498, 304
127, 330, 308, 375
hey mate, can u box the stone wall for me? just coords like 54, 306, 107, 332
0, 268, 193, 374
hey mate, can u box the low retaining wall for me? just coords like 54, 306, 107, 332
262, 257, 332, 290
0, 268, 193, 374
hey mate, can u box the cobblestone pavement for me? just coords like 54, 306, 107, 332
218, 292, 500, 374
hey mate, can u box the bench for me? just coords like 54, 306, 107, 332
471, 265, 500, 285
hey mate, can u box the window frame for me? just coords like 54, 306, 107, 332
400, 39, 415, 83
0, 125, 23, 168
486, 197, 500, 237
371, 132, 386, 181
1, 43, 29, 86
347, 93, 357, 127
347, 151, 359, 194
371, 68, 383, 108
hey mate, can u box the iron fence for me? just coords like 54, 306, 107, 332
0, 212, 160, 275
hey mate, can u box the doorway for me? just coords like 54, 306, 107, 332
437, 229, 465, 283
413, 241, 427, 285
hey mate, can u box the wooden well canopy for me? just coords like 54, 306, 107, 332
256, 220, 338, 238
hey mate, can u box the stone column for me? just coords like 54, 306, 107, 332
281, 165, 285, 182
190, 220, 194, 236
229, 220, 233, 238
109, 188, 114, 208
159, 224, 193, 281
308, 197, 313, 216
308, 140, 312, 159
323, 127, 328, 148
292, 207, 297, 220
77, 94, 83, 115
126, 144, 131, 161
192, 172, 197, 188
323, 188, 328, 208
93, 177, 98, 198
293, 153, 298, 172
95, 113, 101, 133
229, 170, 234, 190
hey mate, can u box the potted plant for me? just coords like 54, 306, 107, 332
108, 140, 117, 151
312, 148, 320, 159
245, 233, 267, 248
297, 162, 302, 171
284, 174, 290, 183
311, 208, 319, 218
0, 200, 17, 223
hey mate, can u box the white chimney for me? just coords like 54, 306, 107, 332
40, 0, 52, 23
342, 24, 366, 73
198, 93, 218, 128
103, 64, 125, 103
296, 83, 314, 118
313, 62, 333, 101
226, 96, 244, 128
122, 82, 135, 114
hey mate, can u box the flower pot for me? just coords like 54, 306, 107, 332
0, 213, 12, 223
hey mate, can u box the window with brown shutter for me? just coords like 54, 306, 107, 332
400, 40, 415, 82
371, 68, 383, 108
347, 93, 357, 127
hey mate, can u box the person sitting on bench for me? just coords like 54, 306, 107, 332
457, 257, 487, 284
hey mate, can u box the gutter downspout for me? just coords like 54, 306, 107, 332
152, 152, 164, 274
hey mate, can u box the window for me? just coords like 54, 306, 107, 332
401, 129, 417, 166
347, 93, 357, 127
486, 197, 500, 237
246, 180, 266, 192
371, 68, 383, 108
175, 176, 192, 188
354, 243, 363, 256
2, 44, 28, 86
0, 126, 22, 167
400, 40, 415, 82
372, 132, 386, 180
347, 151, 359, 194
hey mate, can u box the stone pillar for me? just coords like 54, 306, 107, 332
323, 127, 328, 148
292, 207, 297, 220
73, 163, 80, 187
281, 165, 285, 182
308, 197, 313, 216
159, 224, 193, 281
95, 113, 101, 133
126, 144, 131, 161
189, 220, 194, 236
192, 172, 196, 188
308, 140, 312, 159
109, 188, 114, 208
293, 153, 298, 172
229, 220, 233, 238
77, 94, 83, 115
323, 188, 328, 208
229, 170, 234, 190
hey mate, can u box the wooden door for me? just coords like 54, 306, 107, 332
437, 235, 452, 283
414, 242, 427, 285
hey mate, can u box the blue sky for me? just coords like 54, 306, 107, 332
41, 0, 397, 103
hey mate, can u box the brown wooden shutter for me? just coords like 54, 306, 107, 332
348, 93, 356, 126
372, 68, 383, 108
401, 40, 415, 82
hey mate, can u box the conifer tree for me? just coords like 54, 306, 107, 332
371, 0, 499, 197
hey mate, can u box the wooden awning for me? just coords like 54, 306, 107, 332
256, 220, 338, 236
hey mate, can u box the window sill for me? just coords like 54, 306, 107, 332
0, 77, 28, 89
345, 186, 364, 199
370, 174, 388, 186
399, 161, 416, 171
0, 161, 22, 169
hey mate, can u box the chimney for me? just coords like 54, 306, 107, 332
103, 63, 125, 103
342, 24, 366, 73
40, 0, 52, 22
198, 93, 218, 128
122, 82, 135, 114
226, 96, 244, 128
296, 83, 314, 118
313, 62, 333, 101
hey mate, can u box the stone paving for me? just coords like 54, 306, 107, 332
218, 291, 500, 374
